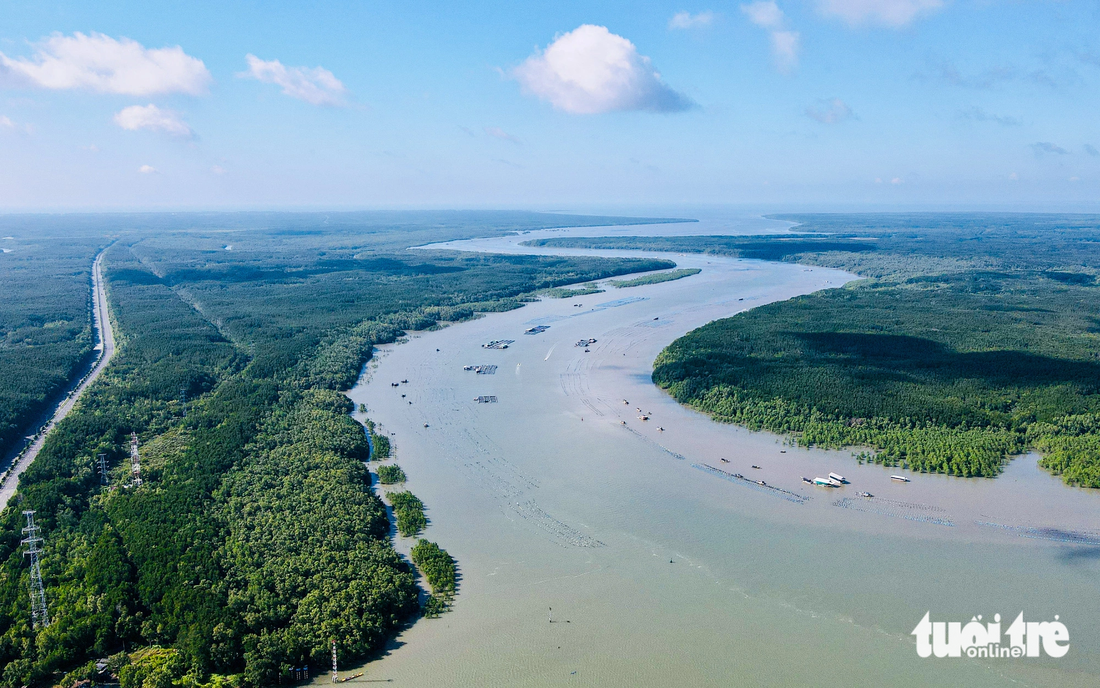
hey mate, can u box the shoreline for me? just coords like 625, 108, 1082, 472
330, 219, 1099, 686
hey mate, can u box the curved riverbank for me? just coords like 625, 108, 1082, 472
335, 217, 1100, 687
0, 249, 116, 510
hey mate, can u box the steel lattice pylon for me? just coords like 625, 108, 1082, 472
21, 510, 49, 629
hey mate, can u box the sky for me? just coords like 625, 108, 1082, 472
1, 0, 1099, 211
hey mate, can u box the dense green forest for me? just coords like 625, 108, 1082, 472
0, 212, 676, 687
530, 214, 1100, 486
0, 234, 106, 462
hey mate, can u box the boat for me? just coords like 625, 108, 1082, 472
751, 465, 761, 469
891, 475, 910, 482
401, 379, 409, 384
859, 491, 873, 498
801, 477, 813, 484
827, 478, 843, 487
720, 458, 730, 463
812, 477, 835, 487
657, 427, 664, 432
828, 472, 846, 483
424, 423, 429, 428
734, 473, 744, 479
756, 480, 766, 486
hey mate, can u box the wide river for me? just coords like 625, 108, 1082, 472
342, 212, 1100, 687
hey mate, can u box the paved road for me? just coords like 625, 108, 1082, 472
0, 249, 116, 510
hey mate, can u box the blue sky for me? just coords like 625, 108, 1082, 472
1, 0, 1098, 211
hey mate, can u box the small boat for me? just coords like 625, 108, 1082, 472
756, 480, 766, 486
801, 477, 813, 484
657, 427, 664, 432
401, 379, 409, 384
620, 420, 627, 425
812, 477, 835, 487
401, 394, 406, 398
859, 491, 873, 498
734, 473, 744, 479
638, 415, 649, 421
828, 472, 846, 483
424, 423, 429, 428
891, 475, 910, 483
780, 450, 786, 453
751, 465, 761, 470
720, 458, 730, 463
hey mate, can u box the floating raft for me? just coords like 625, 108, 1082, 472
474, 395, 498, 403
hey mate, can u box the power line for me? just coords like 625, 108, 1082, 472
331, 640, 338, 684
21, 510, 49, 629
129, 432, 142, 487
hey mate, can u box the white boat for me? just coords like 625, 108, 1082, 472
812, 477, 834, 486
828, 472, 846, 483
890, 475, 910, 482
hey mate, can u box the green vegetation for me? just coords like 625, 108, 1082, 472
388, 491, 427, 537
536, 215, 1100, 486
608, 268, 701, 288
377, 464, 407, 484
370, 432, 391, 460
0, 212, 679, 687
410, 539, 456, 617
0, 233, 106, 461
542, 283, 603, 298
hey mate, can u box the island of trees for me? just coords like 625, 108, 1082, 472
528, 214, 1100, 487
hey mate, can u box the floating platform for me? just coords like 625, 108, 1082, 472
474, 395, 498, 403
482, 339, 514, 349
524, 325, 550, 335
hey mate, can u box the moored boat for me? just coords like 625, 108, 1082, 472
890, 475, 910, 482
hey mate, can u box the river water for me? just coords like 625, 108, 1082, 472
340, 213, 1100, 687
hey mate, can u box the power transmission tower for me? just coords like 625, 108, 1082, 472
179, 387, 187, 418
331, 640, 338, 683
98, 453, 108, 485
129, 432, 142, 487
21, 510, 49, 629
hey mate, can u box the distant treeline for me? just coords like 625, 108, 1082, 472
0, 213, 677, 688
535, 214, 1100, 486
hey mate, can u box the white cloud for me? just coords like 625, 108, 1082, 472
114, 104, 193, 137
806, 97, 854, 123
816, 0, 943, 27
0, 32, 210, 95
512, 25, 694, 114
138, 164, 156, 174
485, 126, 521, 144
241, 55, 347, 106
742, 1, 784, 28
0, 114, 34, 134
741, 2, 800, 73
211, 165, 226, 175
669, 11, 716, 29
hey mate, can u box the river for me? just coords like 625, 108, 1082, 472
340, 213, 1100, 687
